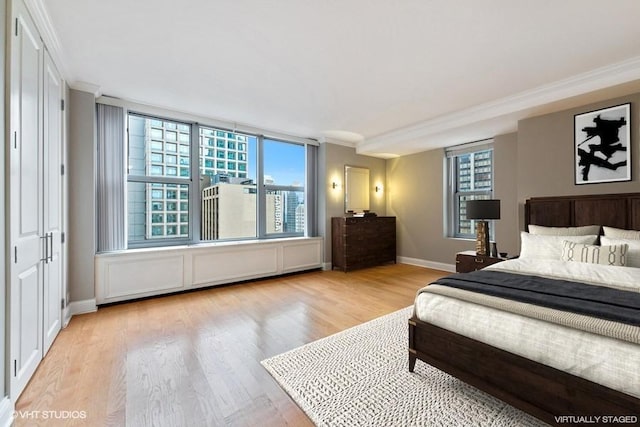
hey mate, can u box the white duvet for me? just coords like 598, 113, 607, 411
414, 259, 640, 398
486, 258, 640, 293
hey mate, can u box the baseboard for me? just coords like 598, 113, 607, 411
65, 299, 97, 326
397, 257, 456, 273
323, 258, 454, 272
0, 397, 14, 427
63, 305, 71, 327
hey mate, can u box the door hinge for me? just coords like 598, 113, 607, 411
61, 298, 65, 310
15, 18, 18, 36
13, 131, 17, 149
61, 232, 65, 244
61, 99, 65, 111
14, 247, 17, 264
61, 164, 65, 176
14, 360, 17, 377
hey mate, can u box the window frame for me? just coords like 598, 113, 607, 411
126, 111, 313, 249
258, 137, 306, 238
445, 140, 494, 240
127, 113, 194, 248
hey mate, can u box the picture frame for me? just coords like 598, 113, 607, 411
574, 103, 631, 185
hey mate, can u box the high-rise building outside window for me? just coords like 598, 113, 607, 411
128, 115, 191, 244
126, 113, 310, 248
263, 139, 305, 236
446, 141, 493, 239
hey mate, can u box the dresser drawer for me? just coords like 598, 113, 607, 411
456, 253, 504, 273
332, 216, 396, 272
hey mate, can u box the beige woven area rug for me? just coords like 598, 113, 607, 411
261, 307, 547, 427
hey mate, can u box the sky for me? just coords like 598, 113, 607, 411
247, 137, 305, 186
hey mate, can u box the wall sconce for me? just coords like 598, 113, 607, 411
332, 182, 338, 189
375, 185, 383, 193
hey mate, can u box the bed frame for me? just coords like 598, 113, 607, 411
409, 193, 640, 425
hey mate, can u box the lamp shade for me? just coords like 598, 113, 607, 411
466, 199, 501, 220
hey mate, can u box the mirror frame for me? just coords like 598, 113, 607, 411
344, 165, 370, 213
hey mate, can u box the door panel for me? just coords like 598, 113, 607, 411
17, 22, 40, 237
43, 253, 61, 343
12, 263, 42, 396
18, 267, 40, 370
9, 0, 44, 399
43, 49, 63, 353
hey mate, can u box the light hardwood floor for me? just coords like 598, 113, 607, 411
15, 264, 447, 427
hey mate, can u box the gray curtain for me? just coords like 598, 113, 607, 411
306, 144, 318, 237
96, 103, 126, 251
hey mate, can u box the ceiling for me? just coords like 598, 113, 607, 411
40, 0, 640, 157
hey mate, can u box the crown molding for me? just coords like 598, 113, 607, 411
69, 81, 102, 97
23, 0, 71, 81
319, 136, 358, 148
359, 55, 640, 155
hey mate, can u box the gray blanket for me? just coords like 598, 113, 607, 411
433, 270, 640, 326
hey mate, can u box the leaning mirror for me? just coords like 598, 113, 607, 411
344, 166, 370, 213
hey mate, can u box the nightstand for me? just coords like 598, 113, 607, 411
455, 250, 506, 273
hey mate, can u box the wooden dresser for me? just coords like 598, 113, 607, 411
331, 216, 396, 272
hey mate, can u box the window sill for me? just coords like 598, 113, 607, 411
99, 236, 322, 256
446, 236, 475, 242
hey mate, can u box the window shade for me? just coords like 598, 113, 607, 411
96, 103, 126, 252
306, 144, 318, 237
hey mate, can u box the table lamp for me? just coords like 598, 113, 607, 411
466, 199, 501, 256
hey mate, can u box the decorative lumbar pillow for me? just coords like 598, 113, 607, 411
528, 224, 601, 236
601, 237, 640, 267
602, 226, 640, 240
561, 241, 627, 266
519, 232, 598, 261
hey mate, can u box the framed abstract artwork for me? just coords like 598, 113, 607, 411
574, 103, 631, 185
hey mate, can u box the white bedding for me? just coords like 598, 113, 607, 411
486, 258, 640, 293
414, 258, 640, 398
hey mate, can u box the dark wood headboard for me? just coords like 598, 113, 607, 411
525, 193, 640, 231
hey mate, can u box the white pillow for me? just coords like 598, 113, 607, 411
528, 224, 600, 236
602, 226, 640, 240
519, 232, 598, 260
601, 237, 640, 267
561, 241, 627, 266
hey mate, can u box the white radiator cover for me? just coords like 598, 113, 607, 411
95, 237, 323, 304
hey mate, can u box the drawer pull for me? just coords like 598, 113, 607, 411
474, 258, 484, 263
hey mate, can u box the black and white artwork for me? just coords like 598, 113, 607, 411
574, 103, 631, 185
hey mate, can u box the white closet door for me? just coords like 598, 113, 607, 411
43, 49, 63, 354
9, 0, 44, 399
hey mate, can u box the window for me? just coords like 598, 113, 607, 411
262, 139, 306, 235
199, 126, 257, 241
127, 115, 191, 245
199, 131, 306, 240
126, 112, 313, 248
446, 140, 493, 239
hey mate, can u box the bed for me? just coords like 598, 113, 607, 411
409, 193, 640, 425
